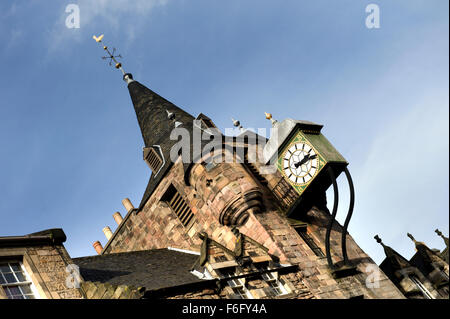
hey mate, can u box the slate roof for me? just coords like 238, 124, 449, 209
126, 79, 268, 209
127, 80, 196, 209
73, 249, 204, 292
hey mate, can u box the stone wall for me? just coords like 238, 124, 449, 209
0, 244, 83, 299
103, 143, 405, 299
81, 281, 144, 299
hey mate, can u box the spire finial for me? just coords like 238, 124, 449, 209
93, 34, 134, 84
166, 110, 175, 120
435, 229, 449, 246
374, 234, 383, 244
232, 118, 244, 132
407, 233, 416, 243
265, 112, 278, 126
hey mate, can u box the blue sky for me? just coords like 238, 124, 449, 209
0, 0, 448, 264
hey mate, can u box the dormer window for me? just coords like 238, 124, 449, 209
143, 146, 164, 174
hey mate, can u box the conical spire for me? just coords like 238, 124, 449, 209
374, 235, 411, 270
125, 76, 198, 209
126, 77, 195, 149
407, 233, 443, 264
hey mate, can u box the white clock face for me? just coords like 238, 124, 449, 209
282, 142, 319, 185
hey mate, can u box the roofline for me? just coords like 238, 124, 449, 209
142, 264, 298, 298
101, 208, 138, 254
0, 229, 67, 248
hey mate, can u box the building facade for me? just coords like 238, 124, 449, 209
1, 65, 448, 299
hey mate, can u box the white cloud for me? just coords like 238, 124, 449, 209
46, 0, 169, 53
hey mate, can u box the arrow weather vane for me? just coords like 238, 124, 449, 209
93, 34, 126, 75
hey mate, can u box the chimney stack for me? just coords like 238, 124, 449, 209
122, 198, 134, 212
113, 212, 123, 225
93, 241, 103, 255
102, 226, 113, 240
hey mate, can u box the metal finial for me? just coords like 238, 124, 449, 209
435, 229, 443, 236
407, 233, 416, 242
374, 234, 382, 244
166, 110, 175, 120
231, 118, 244, 132
265, 112, 278, 126
93, 34, 126, 76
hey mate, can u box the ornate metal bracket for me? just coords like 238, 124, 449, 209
341, 167, 355, 265
325, 166, 355, 269
325, 166, 339, 269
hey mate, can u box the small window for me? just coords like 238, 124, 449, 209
267, 280, 285, 296
0, 262, 37, 299
217, 267, 253, 299
410, 275, 434, 299
201, 118, 215, 129
272, 178, 299, 210
214, 255, 228, 263
162, 185, 195, 228
297, 229, 325, 258
144, 147, 163, 173
254, 264, 288, 297
232, 286, 250, 299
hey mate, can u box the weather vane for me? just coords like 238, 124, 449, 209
93, 34, 126, 75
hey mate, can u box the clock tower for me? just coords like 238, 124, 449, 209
263, 114, 355, 269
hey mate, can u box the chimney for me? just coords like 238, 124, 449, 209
102, 226, 113, 240
113, 212, 123, 225
93, 241, 103, 255
122, 198, 134, 212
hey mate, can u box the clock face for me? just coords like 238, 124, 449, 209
282, 142, 319, 186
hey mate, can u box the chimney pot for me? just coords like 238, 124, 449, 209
93, 241, 103, 255
113, 212, 123, 225
122, 198, 134, 212
102, 226, 113, 240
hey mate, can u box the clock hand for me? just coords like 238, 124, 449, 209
294, 154, 310, 168
294, 154, 317, 168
